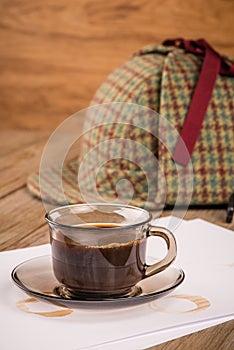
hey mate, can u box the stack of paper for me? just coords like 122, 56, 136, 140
1, 217, 233, 349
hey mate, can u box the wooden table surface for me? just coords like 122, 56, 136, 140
1, 1, 234, 348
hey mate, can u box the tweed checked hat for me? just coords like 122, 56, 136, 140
27, 39, 234, 210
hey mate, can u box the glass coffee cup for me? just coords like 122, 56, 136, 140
45, 203, 177, 297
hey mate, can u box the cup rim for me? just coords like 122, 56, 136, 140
45, 203, 152, 230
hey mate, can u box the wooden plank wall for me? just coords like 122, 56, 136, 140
0, 0, 234, 131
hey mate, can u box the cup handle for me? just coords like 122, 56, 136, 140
144, 225, 177, 278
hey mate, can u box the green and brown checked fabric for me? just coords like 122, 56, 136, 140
27, 42, 234, 207
160, 48, 234, 204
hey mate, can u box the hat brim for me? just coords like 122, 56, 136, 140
27, 158, 160, 209
27, 159, 86, 206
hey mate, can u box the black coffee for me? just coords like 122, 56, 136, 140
51, 223, 147, 294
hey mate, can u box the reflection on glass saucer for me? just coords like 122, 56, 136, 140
11, 256, 185, 309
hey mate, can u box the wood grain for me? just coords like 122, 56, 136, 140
0, 0, 234, 130
148, 320, 234, 350
0, 187, 46, 250
0, 134, 48, 197
0, 2, 234, 348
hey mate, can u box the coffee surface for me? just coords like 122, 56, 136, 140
51, 223, 146, 294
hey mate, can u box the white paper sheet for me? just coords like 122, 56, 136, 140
1, 217, 233, 350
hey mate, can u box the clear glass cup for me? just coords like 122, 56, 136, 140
46, 203, 177, 297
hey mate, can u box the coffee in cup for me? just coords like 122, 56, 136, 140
45, 203, 177, 297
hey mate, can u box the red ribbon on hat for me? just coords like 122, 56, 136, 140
163, 38, 234, 166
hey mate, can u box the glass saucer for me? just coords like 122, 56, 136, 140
11, 256, 185, 309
